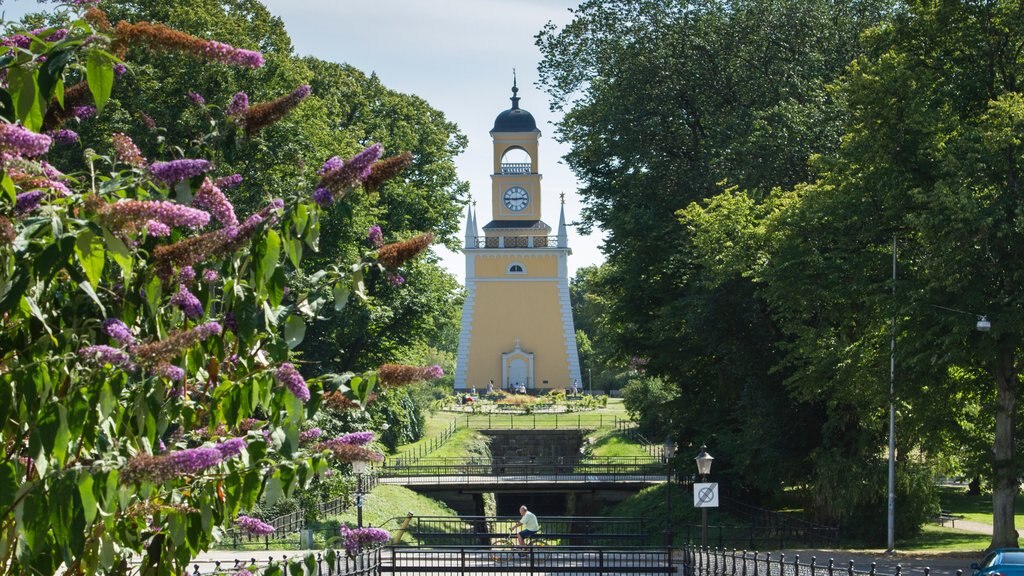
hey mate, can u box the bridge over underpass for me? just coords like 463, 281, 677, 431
378, 457, 672, 492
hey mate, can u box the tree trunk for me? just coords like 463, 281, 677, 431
990, 344, 1018, 550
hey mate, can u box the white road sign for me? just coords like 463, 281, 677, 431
693, 482, 719, 508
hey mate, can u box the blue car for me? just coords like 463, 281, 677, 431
972, 549, 1024, 576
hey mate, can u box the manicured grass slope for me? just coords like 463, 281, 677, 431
332, 485, 468, 544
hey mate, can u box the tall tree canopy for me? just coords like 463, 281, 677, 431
539, 0, 893, 502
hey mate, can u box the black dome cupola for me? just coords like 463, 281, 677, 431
491, 72, 539, 133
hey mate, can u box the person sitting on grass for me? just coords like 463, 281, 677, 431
513, 505, 540, 546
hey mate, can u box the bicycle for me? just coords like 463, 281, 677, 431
491, 529, 548, 562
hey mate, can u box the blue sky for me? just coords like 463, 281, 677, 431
5, 0, 607, 284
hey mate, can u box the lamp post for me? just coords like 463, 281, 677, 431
695, 445, 714, 548
663, 437, 676, 547
353, 459, 370, 528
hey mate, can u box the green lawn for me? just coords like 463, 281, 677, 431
939, 485, 1024, 526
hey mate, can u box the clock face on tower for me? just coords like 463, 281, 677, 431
503, 186, 529, 211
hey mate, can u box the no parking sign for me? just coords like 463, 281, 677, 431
693, 482, 719, 508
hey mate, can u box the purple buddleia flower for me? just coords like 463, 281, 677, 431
426, 365, 444, 379
312, 187, 332, 208
223, 312, 238, 333
179, 266, 196, 284
202, 42, 264, 68
188, 92, 206, 106
14, 191, 44, 216
274, 362, 310, 403
215, 174, 243, 189
367, 225, 383, 248
170, 284, 203, 319
318, 156, 342, 175
387, 273, 404, 286
70, 105, 96, 120
215, 437, 247, 459
48, 129, 79, 145
0, 123, 52, 157
226, 92, 249, 117
157, 439, 166, 453
148, 159, 213, 186
316, 144, 383, 199
299, 428, 322, 443
114, 63, 127, 78
79, 345, 135, 369
335, 431, 375, 446
338, 526, 390, 554
101, 318, 136, 346
146, 220, 171, 237
193, 178, 238, 226
194, 321, 222, 339
153, 363, 185, 381
164, 447, 223, 474
2, 34, 30, 49
202, 269, 219, 283
102, 199, 210, 230
236, 515, 275, 535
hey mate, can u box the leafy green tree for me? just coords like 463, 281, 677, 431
755, 0, 1024, 548
538, 0, 892, 500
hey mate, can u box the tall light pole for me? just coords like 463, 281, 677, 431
695, 445, 714, 548
888, 236, 896, 553
663, 437, 676, 547
353, 459, 370, 528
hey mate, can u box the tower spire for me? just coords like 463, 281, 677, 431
510, 69, 520, 110
557, 192, 568, 248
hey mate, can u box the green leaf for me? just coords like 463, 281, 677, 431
86, 51, 114, 113
0, 462, 16, 510
8, 67, 42, 131
264, 476, 283, 507
284, 315, 305, 349
332, 282, 350, 312
78, 281, 106, 317
102, 227, 133, 282
1, 173, 14, 204
74, 229, 105, 289
78, 473, 96, 524
261, 229, 281, 285
285, 234, 303, 268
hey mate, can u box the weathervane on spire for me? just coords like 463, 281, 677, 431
560, 192, 566, 204
511, 68, 520, 109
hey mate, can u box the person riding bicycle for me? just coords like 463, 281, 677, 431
513, 505, 540, 546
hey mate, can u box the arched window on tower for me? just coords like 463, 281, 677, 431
508, 263, 525, 274
500, 147, 532, 175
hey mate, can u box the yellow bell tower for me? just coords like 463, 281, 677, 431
455, 79, 582, 392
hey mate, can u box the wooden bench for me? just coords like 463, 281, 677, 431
933, 510, 965, 527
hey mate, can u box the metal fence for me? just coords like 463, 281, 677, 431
182, 547, 381, 575
682, 547, 965, 576
458, 412, 625, 430
381, 545, 674, 575
380, 456, 664, 478
407, 515, 651, 547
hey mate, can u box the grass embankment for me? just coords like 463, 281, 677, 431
328, 485, 469, 545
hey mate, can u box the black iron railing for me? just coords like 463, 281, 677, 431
381, 545, 673, 575
183, 547, 381, 575
406, 515, 650, 547
378, 456, 666, 483
682, 547, 965, 576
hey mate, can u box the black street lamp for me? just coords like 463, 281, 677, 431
695, 445, 714, 548
353, 459, 370, 528
662, 437, 676, 547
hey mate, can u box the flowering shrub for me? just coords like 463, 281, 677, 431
0, 5, 436, 574
338, 526, 390, 555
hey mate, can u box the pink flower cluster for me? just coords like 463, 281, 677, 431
274, 362, 309, 403
170, 284, 203, 319
314, 144, 383, 207
98, 199, 210, 232
236, 515, 274, 535
78, 345, 135, 370
112, 133, 147, 167
202, 41, 265, 68
148, 158, 213, 186
193, 177, 238, 226
299, 428, 322, 443
338, 526, 390, 554
0, 123, 52, 157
